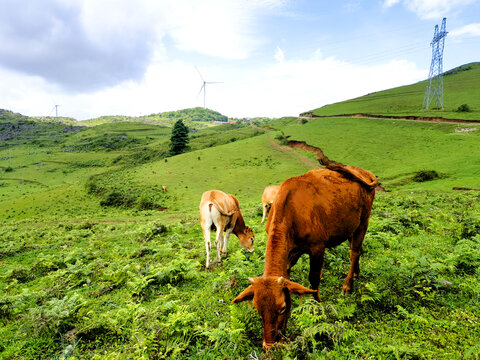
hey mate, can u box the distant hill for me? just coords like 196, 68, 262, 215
81, 107, 228, 128
305, 62, 480, 121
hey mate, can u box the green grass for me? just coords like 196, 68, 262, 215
1, 79, 480, 358
310, 62, 480, 121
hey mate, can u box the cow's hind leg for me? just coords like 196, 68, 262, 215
201, 222, 212, 269
214, 225, 224, 263
342, 225, 368, 294
261, 203, 268, 224
308, 249, 325, 302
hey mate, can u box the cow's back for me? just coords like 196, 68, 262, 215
267, 169, 375, 248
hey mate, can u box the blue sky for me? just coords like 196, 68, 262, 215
0, 0, 479, 120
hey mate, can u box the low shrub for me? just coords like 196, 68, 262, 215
412, 170, 439, 182
456, 103, 472, 112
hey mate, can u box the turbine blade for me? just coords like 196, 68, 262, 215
196, 84, 205, 98
195, 66, 205, 82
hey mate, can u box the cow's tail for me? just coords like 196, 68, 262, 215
287, 140, 378, 191
326, 163, 378, 191
209, 200, 237, 216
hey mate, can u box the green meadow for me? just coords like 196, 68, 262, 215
1, 64, 480, 359
310, 62, 480, 121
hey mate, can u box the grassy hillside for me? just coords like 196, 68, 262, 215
1, 106, 480, 358
309, 62, 480, 121
81, 107, 228, 129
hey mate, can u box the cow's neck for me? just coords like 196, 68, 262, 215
232, 213, 246, 236
263, 230, 291, 277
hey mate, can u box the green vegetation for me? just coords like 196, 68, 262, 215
309, 62, 480, 121
169, 120, 190, 156
1, 63, 480, 358
81, 107, 227, 129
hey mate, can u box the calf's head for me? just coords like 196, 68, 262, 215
233, 276, 316, 349
237, 226, 255, 252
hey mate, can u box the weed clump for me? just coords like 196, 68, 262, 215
412, 170, 439, 182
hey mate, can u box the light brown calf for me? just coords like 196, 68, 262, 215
200, 190, 255, 269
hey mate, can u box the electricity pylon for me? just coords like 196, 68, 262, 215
423, 18, 447, 110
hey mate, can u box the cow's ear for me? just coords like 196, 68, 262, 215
284, 279, 317, 296
232, 285, 254, 303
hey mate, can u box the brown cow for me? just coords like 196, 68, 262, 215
233, 166, 377, 348
261, 185, 280, 224
200, 190, 255, 269
162, 185, 167, 193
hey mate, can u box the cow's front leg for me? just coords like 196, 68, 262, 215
309, 250, 325, 302
342, 226, 367, 294
221, 228, 233, 255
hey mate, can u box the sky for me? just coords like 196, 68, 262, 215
1, 0, 479, 120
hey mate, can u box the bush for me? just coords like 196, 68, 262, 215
4, 166, 13, 172
412, 170, 439, 182
456, 103, 472, 112
100, 191, 136, 208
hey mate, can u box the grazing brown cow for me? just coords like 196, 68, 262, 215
233, 166, 377, 349
261, 185, 280, 224
162, 185, 167, 193
200, 190, 255, 269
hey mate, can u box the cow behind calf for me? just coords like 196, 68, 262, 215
200, 190, 255, 269
233, 166, 377, 348
261, 185, 280, 224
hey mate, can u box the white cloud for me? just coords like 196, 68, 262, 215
0, 52, 426, 120
383, 0, 401, 7
274, 46, 285, 62
450, 23, 480, 37
383, 0, 478, 19
0, 0, 287, 91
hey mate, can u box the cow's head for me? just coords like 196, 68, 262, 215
237, 226, 255, 252
232, 276, 317, 349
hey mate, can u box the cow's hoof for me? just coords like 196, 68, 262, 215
341, 289, 352, 296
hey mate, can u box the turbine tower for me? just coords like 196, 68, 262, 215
423, 17, 447, 110
195, 67, 222, 108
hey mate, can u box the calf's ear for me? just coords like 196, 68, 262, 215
232, 285, 254, 303
284, 279, 317, 296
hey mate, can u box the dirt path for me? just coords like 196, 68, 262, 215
266, 131, 319, 168
305, 113, 479, 125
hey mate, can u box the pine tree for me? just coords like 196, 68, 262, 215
169, 120, 189, 156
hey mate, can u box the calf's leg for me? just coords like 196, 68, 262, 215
261, 203, 268, 224
202, 223, 212, 269
221, 228, 233, 254
214, 225, 224, 263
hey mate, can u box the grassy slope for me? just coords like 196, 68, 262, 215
311, 62, 480, 121
1, 112, 480, 358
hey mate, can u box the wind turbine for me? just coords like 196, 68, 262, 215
50, 104, 61, 117
195, 67, 222, 108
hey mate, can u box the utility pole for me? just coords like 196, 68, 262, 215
423, 18, 447, 110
